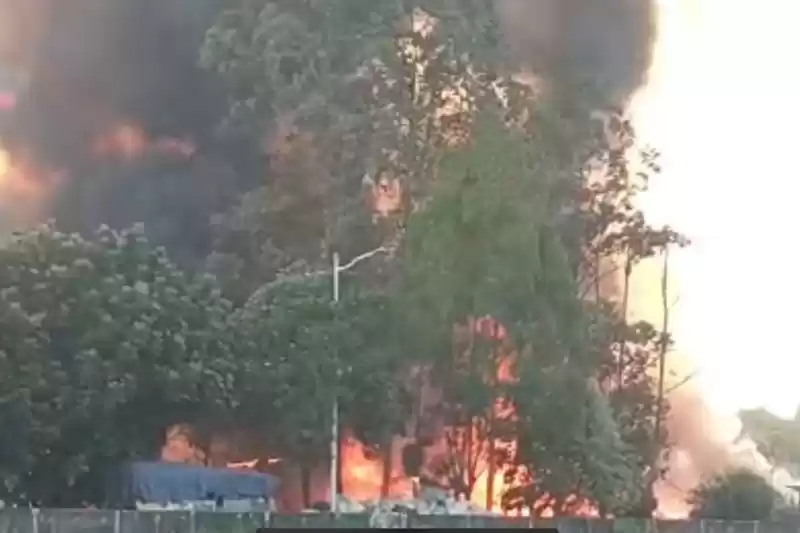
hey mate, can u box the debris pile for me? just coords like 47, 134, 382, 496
305, 486, 504, 521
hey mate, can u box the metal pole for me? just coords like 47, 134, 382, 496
328, 247, 387, 514
330, 252, 340, 513
332, 252, 340, 303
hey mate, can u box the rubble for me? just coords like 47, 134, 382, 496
135, 498, 273, 512
303, 488, 504, 521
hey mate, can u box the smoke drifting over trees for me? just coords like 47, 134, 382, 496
0, 0, 232, 262
0, 0, 659, 262
2, 0, 656, 166
495, 0, 656, 104
0, 0, 723, 517
2, 0, 224, 165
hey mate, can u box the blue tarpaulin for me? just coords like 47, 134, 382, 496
114, 461, 280, 505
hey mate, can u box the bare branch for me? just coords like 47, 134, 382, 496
665, 370, 699, 395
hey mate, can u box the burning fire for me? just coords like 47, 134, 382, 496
0, 147, 45, 195
6, 0, 788, 517
1, 121, 194, 233
160, 424, 280, 471
629, 0, 800, 517
335, 315, 599, 517
0, 143, 60, 230
228, 459, 260, 470
92, 123, 196, 160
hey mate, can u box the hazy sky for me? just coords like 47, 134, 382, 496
632, 0, 800, 419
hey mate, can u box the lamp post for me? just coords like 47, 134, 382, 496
329, 246, 388, 513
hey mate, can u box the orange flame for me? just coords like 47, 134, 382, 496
0, 143, 60, 229
91, 123, 196, 160
227, 459, 260, 469
334, 315, 601, 517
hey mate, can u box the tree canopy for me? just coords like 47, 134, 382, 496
0, 0, 687, 516
689, 469, 781, 521
0, 224, 243, 505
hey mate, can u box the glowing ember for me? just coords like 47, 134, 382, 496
331, 315, 602, 517
341, 435, 416, 502
91, 123, 196, 160
227, 459, 259, 469
0, 143, 59, 231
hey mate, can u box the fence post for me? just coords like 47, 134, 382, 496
189, 507, 196, 533
753, 520, 758, 533
113, 510, 120, 533
31, 508, 39, 533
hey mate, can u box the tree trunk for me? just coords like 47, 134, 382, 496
594, 250, 602, 302
649, 245, 671, 516
465, 419, 475, 499
617, 253, 633, 389
336, 437, 343, 495
486, 437, 496, 510
381, 439, 392, 499
301, 464, 311, 509
654, 246, 670, 447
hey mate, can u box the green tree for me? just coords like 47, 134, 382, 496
203, 5, 541, 506
689, 469, 780, 520
201, 0, 398, 297
201, 1, 518, 297
396, 114, 638, 512
575, 114, 690, 515
502, 366, 638, 515
234, 270, 403, 507
0, 223, 245, 505
739, 408, 800, 468
201, 2, 682, 515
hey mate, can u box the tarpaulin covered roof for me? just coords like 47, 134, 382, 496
115, 461, 280, 505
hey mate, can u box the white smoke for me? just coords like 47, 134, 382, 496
631, 0, 800, 512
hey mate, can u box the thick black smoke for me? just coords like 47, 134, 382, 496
0, 0, 235, 265
0, 0, 657, 266
4, 0, 656, 166
496, 0, 656, 105
4, 0, 225, 167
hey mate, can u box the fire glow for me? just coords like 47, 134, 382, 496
92, 123, 196, 160
5, 0, 792, 518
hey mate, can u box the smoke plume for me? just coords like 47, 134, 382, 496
495, 0, 657, 105
0, 0, 234, 263
3, 0, 764, 514
2, 0, 224, 167
495, 0, 784, 515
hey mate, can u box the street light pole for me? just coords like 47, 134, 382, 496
330, 251, 340, 513
328, 246, 388, 513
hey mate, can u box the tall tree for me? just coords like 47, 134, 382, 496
576, 115, 690, 514
739, 408, 800, 469
201, 2, 685, 515
0, 224, 247, 506
689, 469, 781, 520
201, 1, 515, 295
396, 113, 637, 512
234, 270, 403, 507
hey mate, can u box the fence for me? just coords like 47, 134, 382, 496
1, 510, 799, 533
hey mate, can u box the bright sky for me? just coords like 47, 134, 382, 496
631, 0, 800, 419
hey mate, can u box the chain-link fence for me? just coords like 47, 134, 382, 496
1, 510, 798, 533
